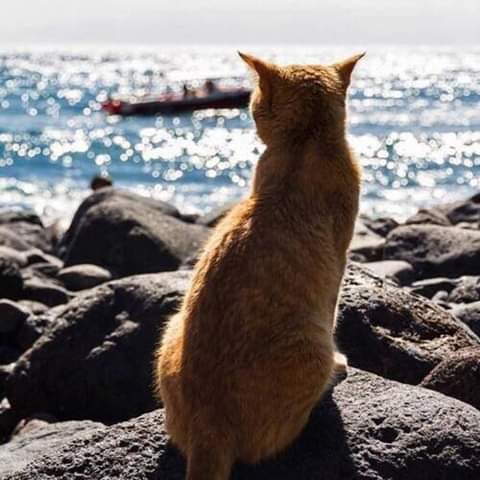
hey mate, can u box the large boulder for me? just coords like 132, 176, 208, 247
337, 264, 479, 384
60, 189, 210, 276
3, 368, 480, 480
384, 225, 480, 279
6, 271, 190, 423
421, 347, 480, 411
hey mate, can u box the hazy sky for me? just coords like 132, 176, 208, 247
2, 0, 479, 46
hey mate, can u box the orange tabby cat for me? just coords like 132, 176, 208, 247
155, 51, 363, 480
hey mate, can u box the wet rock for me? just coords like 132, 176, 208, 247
0, 300, 30, 334
451, 302, 480, 337
57, 264, 112, 291
3, 368, 480, 480
7, 271, 190, 423
363, 260, 414, 286
384, 225, 480, 279
421, 347, 480, 411
61, 188, 210, 277
0, 258, 23, 300
337, 264, 479, 384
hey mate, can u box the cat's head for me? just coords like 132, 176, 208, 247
239, 52, 364, 146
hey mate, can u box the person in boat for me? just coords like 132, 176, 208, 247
205, 79, 217, 95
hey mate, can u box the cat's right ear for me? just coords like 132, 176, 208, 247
238, 52, 275, 96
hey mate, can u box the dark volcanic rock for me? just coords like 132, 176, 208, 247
7, 271, 190, 423
61, 188, 210, 276
384, 225, 480, 279
3, 369, 480, 480
15, 308, 60, 352
57, 264, 112, 291
337, 264, 479, 384
409, 277, 459, 299
0, 300, 29, 334
421, 347, 480, 411
0, 258, 23, 300
447, 276, 480, 304
21, 277, 72, 307
451, 302, 480, 337
360, 215, 399, 237
363, 260, 414, 286
405, 208, 452, 226
0, 211, 53, 253
349, 221, 385, 261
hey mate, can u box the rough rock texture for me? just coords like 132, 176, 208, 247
447, 276, 480, 304
421, 347, 480, 411
363, 260, 414, 286
384, 225, 480, 279
360, 215, 399, 237
3, 369, 480, 480
0, 258, 23, 300
409, 277, 459, 299
349, 221, 385, 262
451, 302, 480, 337
337, 265, 479, 384
57, 264, 112, 291
0, 211, 53, 253
0, 300, 29, 334
7, 271, 190, 423
61, 189, 210, 276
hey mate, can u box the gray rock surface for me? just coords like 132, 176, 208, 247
384, 225, 480, 279
451, 302, 480, 337
421, 347, 480, 411
3, 369, 480, 480
57, 264, 112, 291
7, 271, 190, 423
337, 265, 479, 384
61, 188, 210, 277
363, 260, 414, 286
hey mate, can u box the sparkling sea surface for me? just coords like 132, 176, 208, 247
0, 45, 479, 224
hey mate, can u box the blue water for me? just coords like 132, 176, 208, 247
0, 46, 479, 223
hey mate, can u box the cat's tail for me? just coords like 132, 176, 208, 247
186, 440, 234, 480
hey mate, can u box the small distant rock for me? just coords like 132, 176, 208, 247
409, 277, 459, 299
196, 201, 237, 227
451, 302, 480, 337
0, 247, 27, 268
360, 215, 399, 237
363, 260, 414, 286
447, 276, 480, 304
0, 258, 23, 300
421, 347, 480, 411
17, 300, 48, 316
405, 208, 452, 226
0, 300, 30, 334
349, 220, 385, 261
57, 264, 112, 291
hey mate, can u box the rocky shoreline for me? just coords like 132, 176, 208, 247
1, 187, 480, 478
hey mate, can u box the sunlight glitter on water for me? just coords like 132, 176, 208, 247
0, 46, 479, 223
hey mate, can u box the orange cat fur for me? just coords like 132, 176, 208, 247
154, 51, 364, 480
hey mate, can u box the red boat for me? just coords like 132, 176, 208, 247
102, 88, 251, 116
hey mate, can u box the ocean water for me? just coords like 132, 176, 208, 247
0, 45, 479, 224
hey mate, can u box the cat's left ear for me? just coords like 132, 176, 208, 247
332, 52, 365, 88
238, 52, 276, 95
